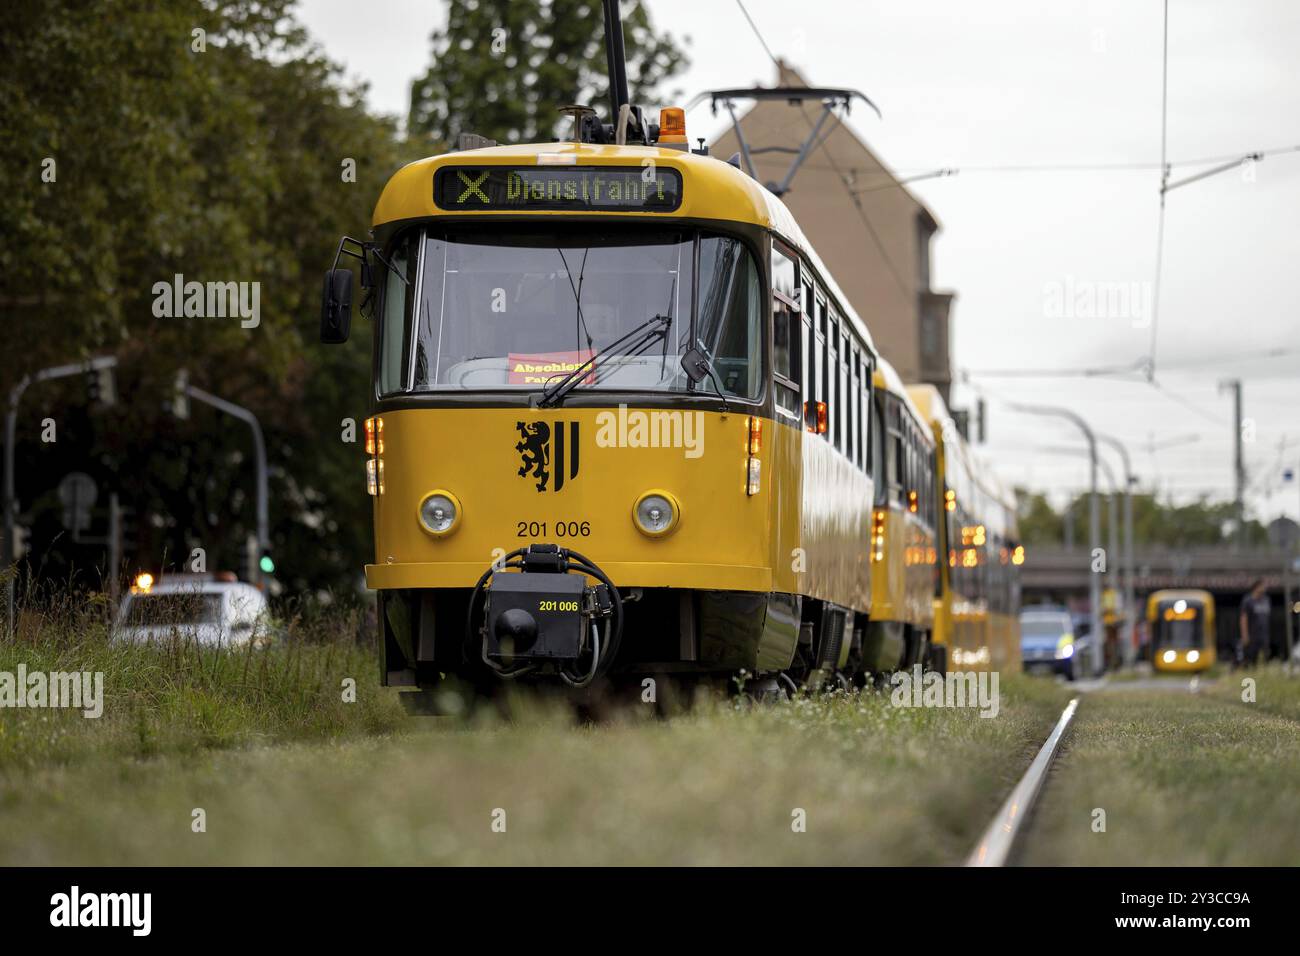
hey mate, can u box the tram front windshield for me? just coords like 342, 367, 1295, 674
1154, 602, 1206, 650
377, 225, 763, 400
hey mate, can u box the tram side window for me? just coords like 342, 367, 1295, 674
818, 301, 830, 441
925, 455, 935, 527
889, 401, 906, 507
849, 351, 860, 469
379, 231, 419, 395
828, 316, 840, 449
842, 321, 852, 455
771, 247, 800, 416
906, 424, 917, 513
871, 394, 886, 505
800, 310, 812, 408
863, 360, 874, 473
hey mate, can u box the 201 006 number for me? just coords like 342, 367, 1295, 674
516, 520, 591, 538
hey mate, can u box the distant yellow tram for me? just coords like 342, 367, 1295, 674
1147, 589, 1216, 673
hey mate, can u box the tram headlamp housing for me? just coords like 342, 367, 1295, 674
1163, 650, 1177, 664
633, 491, 679, 537
1186, 650, 1200, 663
418, 491, 461, 536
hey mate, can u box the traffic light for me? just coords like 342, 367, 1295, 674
259, 553, 275, 575
87, 367, 116, 406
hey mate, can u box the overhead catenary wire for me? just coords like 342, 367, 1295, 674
732, 0, 915, 307
775, 143, 1300, 179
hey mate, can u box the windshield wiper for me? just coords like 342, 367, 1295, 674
538, 312, 672, 408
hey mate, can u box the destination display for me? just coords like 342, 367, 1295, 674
434, 165, 682, 212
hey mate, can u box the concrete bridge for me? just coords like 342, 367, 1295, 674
1021, 545, 1298, 597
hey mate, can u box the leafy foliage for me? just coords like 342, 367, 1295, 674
1, 0, 400, 593
1, 0, 690, 597
1015, 489, 1271, 549
408, 0, 690, 145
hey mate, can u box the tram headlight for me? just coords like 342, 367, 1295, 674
418, 491, 461, 536
1186, 650, 1200, 663
633, 491, 679, 537
1162, 650, 1177, 664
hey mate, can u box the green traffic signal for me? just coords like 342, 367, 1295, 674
259, 554, 275, 574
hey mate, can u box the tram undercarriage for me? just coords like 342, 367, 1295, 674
378, 544, 937, 713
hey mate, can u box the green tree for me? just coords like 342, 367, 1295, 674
2, 0, 403, 595
408, 0, 691, 147
1014, 488, 1269, 549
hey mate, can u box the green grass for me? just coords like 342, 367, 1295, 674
0, 597, 405, 769
1202, 663, 1300, 723
1018, 681, 1300, 865
0, 673, 1071, 866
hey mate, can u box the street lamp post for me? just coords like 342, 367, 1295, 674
174, 378, 269, 586
1012, 403, 1104, 677
5, 357, 119, 638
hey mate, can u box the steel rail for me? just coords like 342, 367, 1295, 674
966, 697, 1079, 867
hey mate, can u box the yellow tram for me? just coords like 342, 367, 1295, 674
908, 385, 1022, 674
320, 86, 1023, 693
1147, 589, 1216, 673
865, 359, 937, 673
322, 130, 897, 692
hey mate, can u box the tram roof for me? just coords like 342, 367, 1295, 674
907, 383, 1017, 515
371, 142, 876, 355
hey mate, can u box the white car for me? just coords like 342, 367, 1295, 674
113, 576, 272, 647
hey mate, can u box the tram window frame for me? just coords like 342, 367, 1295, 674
770, 244, 802, 420
887, 398, 906, 507
799, 309, 813, 409
377, 228, 420, 396
906, 422, 917, 513
870, 393, 886, 505
813, 296, 827, 434
842, 321, 852, 455
864, 359, 875, 474
827, 314, 840, 449
925, 453, 935, 527
798, 270, 815, 411
850, 350, 861, 469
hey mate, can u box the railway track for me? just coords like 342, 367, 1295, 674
966, 697, 1079, 867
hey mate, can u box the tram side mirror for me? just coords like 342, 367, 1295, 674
320, 268, 353, 344
680, 347, 711, 384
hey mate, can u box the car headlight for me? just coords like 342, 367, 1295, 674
418, 491, 460, 536
1162, 649, 1177, 663
633, 491, 679, 537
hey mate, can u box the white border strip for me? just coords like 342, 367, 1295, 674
966, 697, 1079, 867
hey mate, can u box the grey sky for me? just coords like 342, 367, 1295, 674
297, 0, 1300, 524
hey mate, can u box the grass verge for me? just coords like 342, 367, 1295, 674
0, 598, 404, 769
1018, 681, 1300, 865
0, 673, 1069, 865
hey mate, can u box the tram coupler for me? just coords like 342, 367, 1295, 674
482, 544, 615, 665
